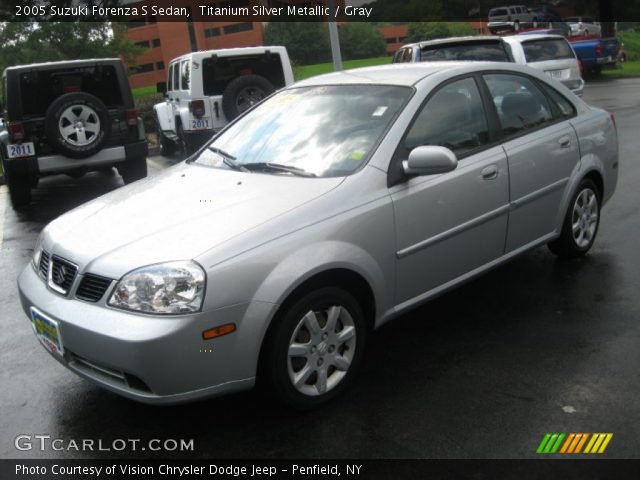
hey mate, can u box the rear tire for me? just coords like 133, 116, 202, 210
548, 178, 601, 258
4, 166, 32, 208
118, 157, 147, 184
262, 287, 367, 410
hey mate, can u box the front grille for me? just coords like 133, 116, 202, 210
39, 250, 50, 278
76, 274, 113, 302
49, 256, 78, 293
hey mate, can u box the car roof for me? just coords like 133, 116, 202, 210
4, 58, 122, 74
401, 36, 503, 50
293, 62, 538, 88
170, 46, 287, 63
503, 33, 567, 43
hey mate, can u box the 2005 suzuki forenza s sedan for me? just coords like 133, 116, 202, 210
19, 63, 618, 409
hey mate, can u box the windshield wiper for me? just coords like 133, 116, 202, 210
242, 162, 316, 177
208, 146, 249, 172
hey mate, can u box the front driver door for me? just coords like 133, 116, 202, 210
390, 76, 510, 307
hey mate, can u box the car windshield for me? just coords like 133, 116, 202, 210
192, 85, 412, 177
420, 42, 511, 62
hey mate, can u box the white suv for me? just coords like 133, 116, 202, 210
488, 5, 536, 33
154, 46, 294, 156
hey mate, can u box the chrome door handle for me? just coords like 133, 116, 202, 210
481, 165, 499, 180
559, 136, 572, 148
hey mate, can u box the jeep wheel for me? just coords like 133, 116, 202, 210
118, 157, 147, 184
45, 93, 110, 159
222, 75, 275, 121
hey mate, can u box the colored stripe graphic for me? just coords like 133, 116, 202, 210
539, 433, 613, 454
537, 433, 565, 454
585, 433, 613, 454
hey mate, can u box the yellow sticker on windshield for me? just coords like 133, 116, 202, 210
348, 150, 366, 161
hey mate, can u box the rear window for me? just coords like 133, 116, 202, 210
522, 39, 575, 62
489, 8, 508, 16
19, 65, 123, 116
201, 53, 285, 96
420, 42, 511, 62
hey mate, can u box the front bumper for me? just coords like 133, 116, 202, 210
18, 264, 271, 404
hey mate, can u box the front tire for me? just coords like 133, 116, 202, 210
548, 179, 601, 258
263, 287, 367, 410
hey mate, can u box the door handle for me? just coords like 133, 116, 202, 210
559, 136, 572, 148
481, 164, 499, 180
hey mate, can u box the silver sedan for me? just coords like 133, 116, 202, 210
18, 62, 618, 409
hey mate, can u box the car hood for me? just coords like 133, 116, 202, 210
44, 163, 344, 278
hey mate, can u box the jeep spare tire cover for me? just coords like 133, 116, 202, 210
45, 92, 110, 159
222, 74, 275, 121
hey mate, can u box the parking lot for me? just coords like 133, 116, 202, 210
1, 77, 639, 459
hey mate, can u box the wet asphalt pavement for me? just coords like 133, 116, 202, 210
1, 77, 639, 460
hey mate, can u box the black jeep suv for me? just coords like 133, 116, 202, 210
1, 58, 148, 208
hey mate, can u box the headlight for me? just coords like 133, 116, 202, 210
108, 261, 206, 314
32, 232, 44, 270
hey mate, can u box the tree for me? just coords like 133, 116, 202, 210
0, 22, 144, 97
407, 22, 475, 43
264, 22, 330, 65
339, 23, 387, 60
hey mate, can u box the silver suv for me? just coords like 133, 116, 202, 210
488, 5, 536, 33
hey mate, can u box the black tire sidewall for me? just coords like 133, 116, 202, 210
221, 75, 275, 121
265, 287, 367, 410
551, 178, 601, 257
45, 93, 110, 159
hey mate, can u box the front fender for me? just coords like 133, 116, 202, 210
253, 240, 390, 324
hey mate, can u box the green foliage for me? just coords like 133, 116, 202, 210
264, 22, 330, 65
0, 22, 144, 98
406, 22, 475, 43
293, 56, 392, 81
338, 23, 387, 60
619, 31, 640, 62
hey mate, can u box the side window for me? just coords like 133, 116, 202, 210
172, 63, 180, 92
484, 73, 554, 137
167, 64, 174, 91
181, 60, 190, 90
405, 77, 489, 157
541, 83, 577, 118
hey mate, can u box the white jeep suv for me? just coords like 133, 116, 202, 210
154, 46, 294, 156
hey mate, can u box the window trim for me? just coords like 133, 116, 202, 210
387, 73, 499, 187
478, 70, 572, 144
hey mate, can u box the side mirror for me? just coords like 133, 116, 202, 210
402, 146, 458, 176
156, 82, 167, 94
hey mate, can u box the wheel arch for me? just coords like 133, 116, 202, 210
255, 267, 377, 381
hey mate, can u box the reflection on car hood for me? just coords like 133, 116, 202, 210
45, 163, 344, 278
